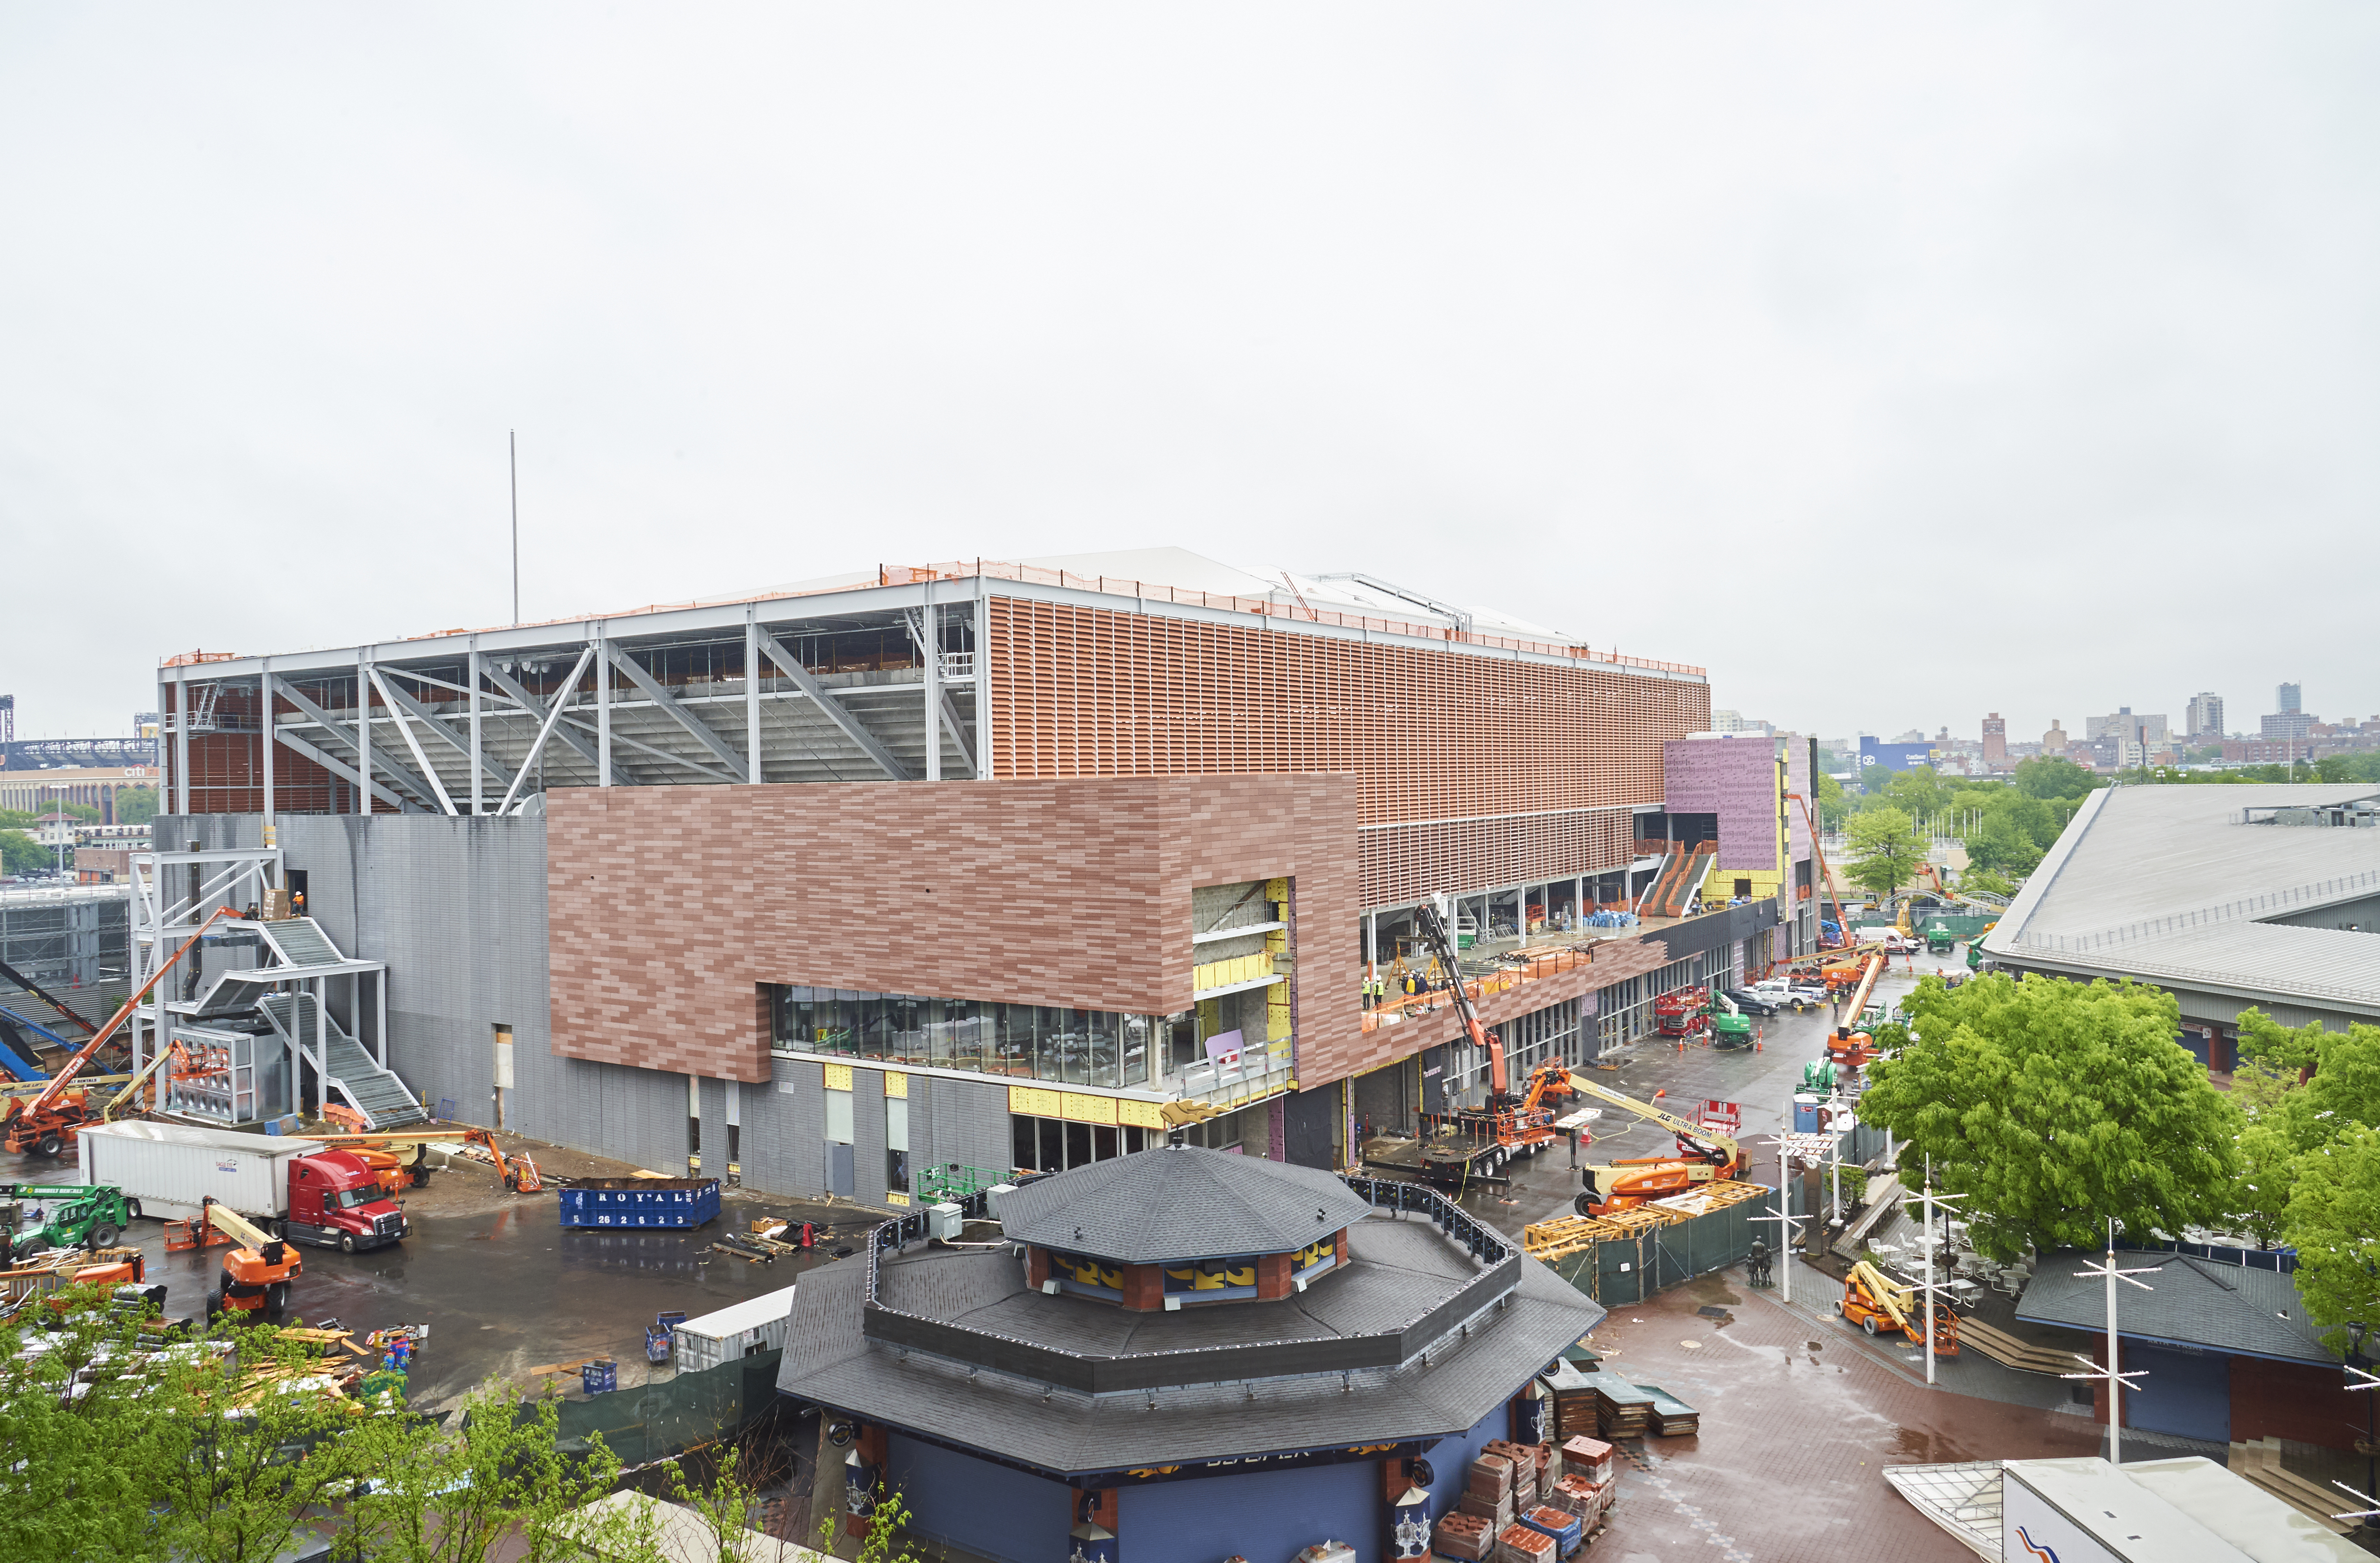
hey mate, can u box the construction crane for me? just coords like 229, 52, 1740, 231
1541, 1072, 1744, 1217
1414, 901, 1507, 1099
1786, 793, 1857, 949
3, 905, 241, 1156
201, 1196, 300, 1319
307, 1128, 544, 1194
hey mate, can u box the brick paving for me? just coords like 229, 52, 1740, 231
1578, 1271, 2103, 1563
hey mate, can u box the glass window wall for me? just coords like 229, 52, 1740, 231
771, 985, 1233, 1090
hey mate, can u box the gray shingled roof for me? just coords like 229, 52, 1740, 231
2016, 1251, 2333, 1366
996, 1145, 1378, 1264
775, 1216, 1604, 1476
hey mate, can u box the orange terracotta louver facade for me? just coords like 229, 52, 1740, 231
985, 597, 1709, 906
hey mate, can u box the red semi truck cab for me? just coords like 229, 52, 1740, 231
282, 1149, 408, 1253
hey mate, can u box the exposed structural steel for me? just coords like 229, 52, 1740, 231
155, 558, 1706, 905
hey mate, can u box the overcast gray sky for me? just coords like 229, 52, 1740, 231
5, 5, 2375, 746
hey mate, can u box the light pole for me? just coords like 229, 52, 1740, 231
1750, 1114, 1807, 1305
1915, 1159, 1966, 1387
2060, 1220, 2156, 1466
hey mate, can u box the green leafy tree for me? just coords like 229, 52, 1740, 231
1843, 807, 1926, 900
2283, 1125, 2380, 1345
818, 1483, 929, 1563
1858, 973, 2243, 1260
340, 1380, 632, 1563
2235, 1008, 2326, 1075
1958, 866, 2019, 899
1813, 770, 1849, 832
0, 1305, 181, 1561
2012, 755, 2101, 800
1963, 813, 2042, 877
0, 830, 48, 875
117, 785, 160, 826
51, 800, 102, 823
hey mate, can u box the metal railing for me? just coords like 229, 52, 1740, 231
2011, 867, 2380, 955
857, 1174, 1519, 1395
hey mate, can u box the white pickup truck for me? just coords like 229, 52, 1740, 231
1748, 979, 1822, 1012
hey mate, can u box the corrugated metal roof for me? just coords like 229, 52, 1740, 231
1983, 784, 2380, 1013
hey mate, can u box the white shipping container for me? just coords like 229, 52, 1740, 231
77, 1120, 323, 1221
672, 1284, 797, 1374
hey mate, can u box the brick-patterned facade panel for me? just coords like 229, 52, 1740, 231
1661, 738, 1781, 874
547, 776, 1360, 1085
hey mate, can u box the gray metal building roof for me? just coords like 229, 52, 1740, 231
775, 1215, 1604, 1477
1982, 784, 2380, 1018
996, 1145, 1379, 1264
2016, 1251, 2333, 1366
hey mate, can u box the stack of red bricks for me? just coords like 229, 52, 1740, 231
1459, 1451, 1517, 1531
1550, 1434, 1620, 1528
1482, 1440, 1541, 1513
1432, 1511, 1494, 1562
1492, 1520, 1558, 1563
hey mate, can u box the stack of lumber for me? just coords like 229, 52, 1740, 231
1432, 1512, 1493, 1561
1645, 1179, 1769, 1218
1458, 1452, 1517, 1531
1958, 1318, 2088, 1375
1634, 1383, 1702, 1436
1594, 1206, 1685, 1238
1522, 1213, 1630, 1260
1579, 1371, 1654, 1438
2228, 1438, 2355, 1535
1540, 1362, 1604, 1440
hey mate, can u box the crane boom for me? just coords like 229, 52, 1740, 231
1844, 951, 1886, 1021
0, 957, 100, 1038
1787, 792, 1852, 946
11, 905, 240, 1123
1414, 901, 1505, 1096
203, 1196, 279, 1252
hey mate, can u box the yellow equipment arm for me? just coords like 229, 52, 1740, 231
1554, 1073, 1738, 1166
204, 1198, 277, 1251
1845, 953, 1886, 1022
1847, 1259, 1915, 1332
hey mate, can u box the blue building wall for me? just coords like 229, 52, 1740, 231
1119, 1459, 1380, 1563
2124, 1345, 2231, 1443
884, 1434, 1073, 1563
1416, 1401, 1509, 1530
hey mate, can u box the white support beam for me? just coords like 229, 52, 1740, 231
974, 582, 993, 778
605, 643, 751, 780
273, 729, 414, 814
481, 658, 631, 782
378, 669, 511, 795
368, 667, 459, 816
355, 651, 372, 816
259, 662, 275, 829
596, 634, 612, 788
555, 714, 741, 784
745, 611, 762, 786
500, 644, 598, 814
270, 679, 445, 813
920, 602, 940, 783
468, 643, 484, 816
754, 629, 911, 781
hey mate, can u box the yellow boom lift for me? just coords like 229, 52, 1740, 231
1838, 1259, 1960, 1353
1524, 1067, 1746, 1217
201, 1196, 301, 1319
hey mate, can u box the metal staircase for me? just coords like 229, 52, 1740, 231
257, 993, 426, 1130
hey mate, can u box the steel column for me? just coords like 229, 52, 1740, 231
173, 666, 189, 816
259, 663, 275, 831
922, 597, 940, 782
596, 630, 612, 788
974, 581, 993, 779
355, 651, 372, 816
469, 641, 483, 816
745, 611, 762, 785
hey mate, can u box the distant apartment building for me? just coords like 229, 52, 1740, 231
2086, 708, 2168, 746
1708, 710, 1773, 736
2041, 719, 2069, 754
2185, 692, 2223, 739
1981, 713, 2006, 764
2278, 682, 2302, 715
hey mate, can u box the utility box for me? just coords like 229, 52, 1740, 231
557, 1178, 721, 1229
927, 1202, 964, 1241
985, 1183, 1016, 1219
671, 1284, 797, 1373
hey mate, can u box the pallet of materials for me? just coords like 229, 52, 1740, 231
1517, 1503, 1584, 1554
1432, 1511, 1494, 1561
1550, 1472, 1611, 1525
1559, 1434, 1616, 1486
1522, 1213, 1630, 1259
1493, 1520, 1558, 1563
1578, 1371, 1655, 1438
1538, 1360, 1605, 1439
1632, 1382, 1701, 1436
1458, 1451, 1518, 1530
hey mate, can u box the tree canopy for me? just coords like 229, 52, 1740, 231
2285, 1125, 2380, 1348
1842, 807, 1925, 899
0, 831, 48, 875
1857, 973, 2243, 1260
2012, 756, 2102, 799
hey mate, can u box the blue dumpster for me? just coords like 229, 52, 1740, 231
557, 1177, 722, 1230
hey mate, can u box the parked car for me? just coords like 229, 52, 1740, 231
1724, 988, 1780, 1017
1750, 980, 1821, 1013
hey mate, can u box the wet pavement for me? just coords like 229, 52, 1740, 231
1578, 1272, 2106, 1563
1, 1141, 862, 1411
